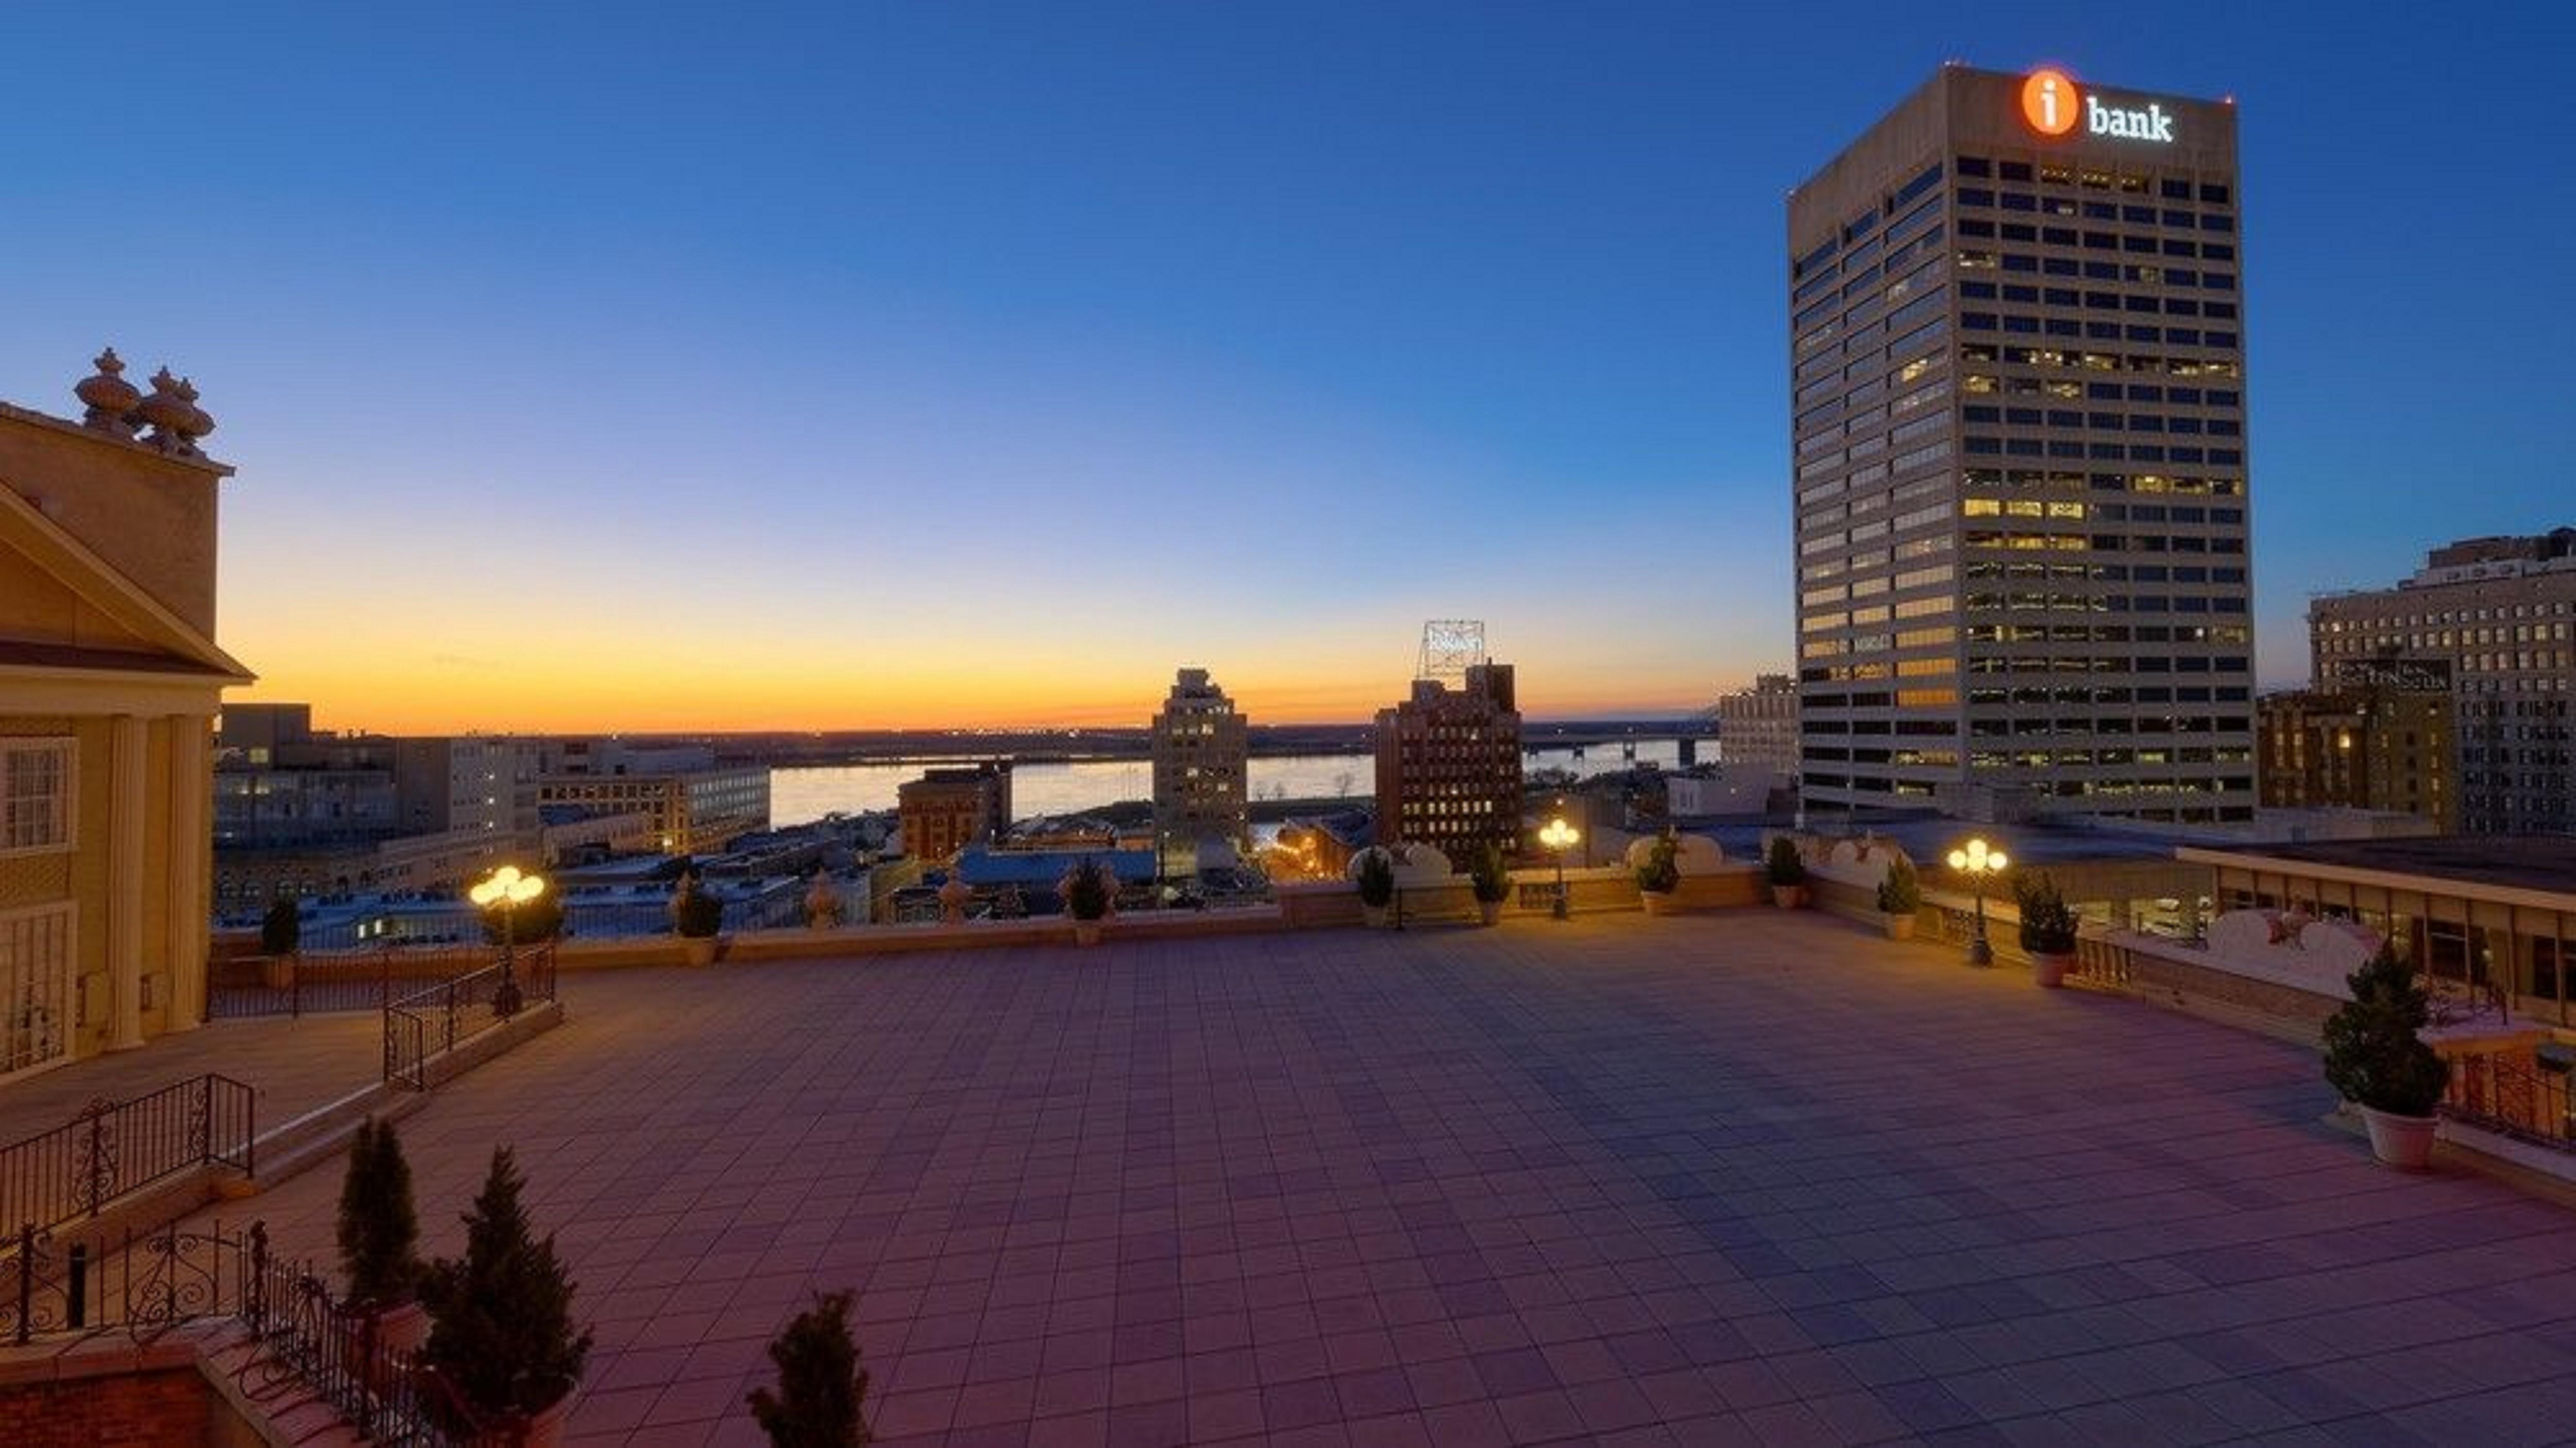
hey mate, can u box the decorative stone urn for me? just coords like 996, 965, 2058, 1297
804, 875, 844, 929
2030, 952, 2075, 989
937, 873, 972, 924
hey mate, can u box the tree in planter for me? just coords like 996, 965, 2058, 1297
1468, 841, 1512, 923
2323, 945, 2450, 1166
1634, 831, 1681, 902
674, 881, 726, 939
260, 896, 302, 957
1876, 857, 1921, 935
1062, 857, 1113, 922
747, 1289, 872, 1447
1763, 837, 1806, 904
420, 1147, 592, 1436
481, 891, 566, 946
1353, 849, 1396, 924
2013, 873, 2078, 954
338, 1117, 420, 1308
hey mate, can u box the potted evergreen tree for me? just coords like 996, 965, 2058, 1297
1876, 857, 1921, 940
1764, 837, 1807, 908
2322, 944, 2452, 1170
420, 1147, 592, 1446
1062, 857, 1113, 947
2014, 872, 2079, 986
673, 876, 727, 966
1353, 848, 1396, 928
748, 1289, 873, 1446
260, 896, 300, 990
1468, 842, 1512, 927
336, 1117, 427, 1356
1634, 831, 1681, 916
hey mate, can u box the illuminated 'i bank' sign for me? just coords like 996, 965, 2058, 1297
2021, 68, 2176, 144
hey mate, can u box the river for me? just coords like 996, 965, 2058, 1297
770, 738, 1699, 826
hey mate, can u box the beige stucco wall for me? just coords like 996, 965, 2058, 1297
0, 408, 225, 636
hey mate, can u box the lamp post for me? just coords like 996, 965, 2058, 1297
1945, 838, 2007, 967
469, 865, 545, 1017
1539, 817, 1580, 920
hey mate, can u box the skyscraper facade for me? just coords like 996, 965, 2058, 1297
1149, 668, 1249, 877
1788, 65, 2255, 824
2310, 530, 2576, 834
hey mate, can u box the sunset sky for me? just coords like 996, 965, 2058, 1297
10, 3, 2560, 731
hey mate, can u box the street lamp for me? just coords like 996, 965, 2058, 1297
1945, 838, 2007, 967
469, 864, 545, 1017
1539, 817, 1580, 920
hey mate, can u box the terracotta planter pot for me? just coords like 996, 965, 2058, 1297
681, 936, 719, 968
1641, 890, 1676, 916
1771, 885, 1803, 909
1073, 920, 1103, 947
1478, 899, 1503, 927
1362, 903, 1391, 929
2031, 951, 2074, 988
1882, 915, 1916, 941
262, 955, 295, 990
509, 1390, 576, 1448
2360, 1105, 2439, 1170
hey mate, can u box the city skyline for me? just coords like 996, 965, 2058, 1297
11, 3, 2562, 731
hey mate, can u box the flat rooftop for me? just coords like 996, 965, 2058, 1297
2197, 835, 2576, 897
177, 917, 2576, 1444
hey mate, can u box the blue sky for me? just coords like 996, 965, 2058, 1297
7, 1, 2561, 728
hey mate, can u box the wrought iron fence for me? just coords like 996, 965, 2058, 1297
0, 1075, 254, 1240
382, 945, 558, 1091
210, 942, 503, 1020
2441, 1051, 2575, 1151
3, 1217, 458, 1444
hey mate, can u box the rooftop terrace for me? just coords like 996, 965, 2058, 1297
163, 913, 2576, 1445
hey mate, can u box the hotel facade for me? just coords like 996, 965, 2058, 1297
1788, 66, 2255, 824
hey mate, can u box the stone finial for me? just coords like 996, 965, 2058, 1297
176, 376, 215, 446
75, 348, 142, 436
135, 366, 199, 457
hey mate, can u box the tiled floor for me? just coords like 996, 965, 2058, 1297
0, 1010, 385, 1148
196, 913, 2576, 1445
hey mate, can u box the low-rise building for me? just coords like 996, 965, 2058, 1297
897, 762, 1011, 865
2257, 686, 2455, 831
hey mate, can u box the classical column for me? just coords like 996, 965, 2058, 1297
107, 714, 149, 1051
163, 715, 209, 1032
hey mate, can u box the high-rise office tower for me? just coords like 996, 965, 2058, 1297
1788, 65, 2255, 824
1150, 667, 1250, 877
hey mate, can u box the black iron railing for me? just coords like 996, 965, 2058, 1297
211, 942, 506, 1020
3, 1217, 458, 1443
382, 944, 558, 1091
0, 1075, 255, 1240
2441, 1051, 2575, 1151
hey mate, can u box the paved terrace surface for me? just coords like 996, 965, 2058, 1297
0, 1012, 383, 1151
193, 915, 2576, 1446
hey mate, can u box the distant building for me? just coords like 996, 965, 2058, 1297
537, 763, 769, 856
213, 706, 399, 851
392, 735, 543, 839
897, 762, 1012, 865
1715, 674, 1799, 778
1375, 663, 1522, 865
1150, 667, 1249, 877
2310, 529, 2576, 834
1, 353, 253, 1075
2257, 687, 2455, 831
